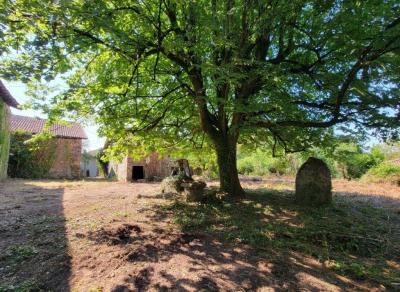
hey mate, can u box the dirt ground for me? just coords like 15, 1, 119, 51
0, 178, 399, 291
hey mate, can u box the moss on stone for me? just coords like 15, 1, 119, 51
295, 157, 332, 206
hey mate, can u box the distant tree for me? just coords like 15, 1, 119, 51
332, 142, 378, 179
1, 1, 399, 197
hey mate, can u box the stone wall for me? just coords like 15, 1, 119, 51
0, 101, 10, 181
127, 152, 172, 180
108, 156, 129, 181
48, 138, 82, 178
110, 152, 172, 182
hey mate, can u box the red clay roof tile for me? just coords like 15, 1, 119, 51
10, 114, 87, 139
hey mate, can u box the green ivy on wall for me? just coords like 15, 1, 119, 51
0, 101, 10, 181
7, 131, 57, 178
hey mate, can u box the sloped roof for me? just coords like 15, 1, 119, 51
0, 80, 19, 108
10, 115, 87, 139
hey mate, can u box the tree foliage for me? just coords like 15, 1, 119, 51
1, 0, 399, 196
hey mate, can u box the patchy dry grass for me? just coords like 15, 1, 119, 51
238, 177, 400, 210
0, 178, 399, 291
164, 190, 400, 288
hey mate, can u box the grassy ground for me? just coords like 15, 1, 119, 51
164, 189, 400, 288
0, 178, 399, 291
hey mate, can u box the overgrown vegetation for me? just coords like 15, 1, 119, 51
362, 163, 400, 185
7, 131, 57, 178
235, 138, 398, 181
162, 191, 400, 287
237, 147, 299, 176
0, 101, 10, 181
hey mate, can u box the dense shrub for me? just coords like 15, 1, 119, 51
237, 154, 298, 176
95, 148, 109, 177
267, 158, 290, 175
237, 156, 255, 175
237, 150, 274, 176
362, 162, 400, 184
329, 142, 383, 179
345, 153, 378, 179
7, 132, 57, 178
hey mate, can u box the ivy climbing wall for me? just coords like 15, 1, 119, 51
0, 100, 10, 181
8, 134, 82, 179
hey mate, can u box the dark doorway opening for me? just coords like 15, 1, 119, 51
86, 170, 90, 177
132, 166, 145, 180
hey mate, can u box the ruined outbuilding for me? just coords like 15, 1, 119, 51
108, 153, 190, 182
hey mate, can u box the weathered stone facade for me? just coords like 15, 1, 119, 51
109, 152, 172, 182
48, 138, 82, 178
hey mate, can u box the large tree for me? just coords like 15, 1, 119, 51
1, 0, 399, 197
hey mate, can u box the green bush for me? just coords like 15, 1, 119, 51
328, 141, 383, 179
237, 156, 255, 175
362, 162, 400, 184
268, 157, 290, 175
237, 151, 276, 176
237, 149, 304, 176
7, 132, 57, 178
345, 153, 377, 179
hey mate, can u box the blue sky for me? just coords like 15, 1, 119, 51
3, 80, 105, 151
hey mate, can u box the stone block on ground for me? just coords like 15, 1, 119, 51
295, 157, 332, 206
182, 180, 207, 202
160, 176, 185, 193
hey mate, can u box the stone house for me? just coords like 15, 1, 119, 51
0, 81, 19, 181
10, 115, 87, 178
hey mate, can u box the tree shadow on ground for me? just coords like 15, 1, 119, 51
104, 186, 400, 291
0, 180, 70, 291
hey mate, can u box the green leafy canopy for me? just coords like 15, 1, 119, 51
0, 0, 399, 157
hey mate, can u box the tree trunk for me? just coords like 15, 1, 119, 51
214, 137, 244, 199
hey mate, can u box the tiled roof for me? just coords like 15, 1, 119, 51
10, 115, 87, 139
0, 80, 19, 108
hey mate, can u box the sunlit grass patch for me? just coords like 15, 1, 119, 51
162, 189, 400, 287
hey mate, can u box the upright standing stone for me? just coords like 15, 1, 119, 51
295, 157, 332, 206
